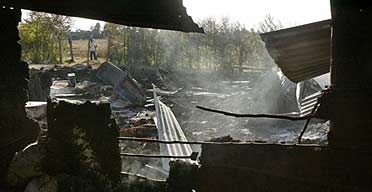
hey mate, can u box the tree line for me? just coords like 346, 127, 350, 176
104, 15, 283, 72
19, 12, 283, 72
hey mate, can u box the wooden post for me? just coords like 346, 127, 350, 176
87, 39, 90, 65
58, 36, 63, 64
68, 33, 74, 63
107, 33, 110, 61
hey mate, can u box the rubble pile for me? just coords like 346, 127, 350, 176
118, 110, 164, 180
36, 62, 327, 145
121, 111, 157, 138
28, 64, 97, 102
40, 64, 95, 82
96, 62, 146, 106
30, 62, 166, 181
125, 64, 165, 89
15, 59, 330, 191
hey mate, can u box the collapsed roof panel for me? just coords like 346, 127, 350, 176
5, 0, 204, 33
260, 20, 331, 83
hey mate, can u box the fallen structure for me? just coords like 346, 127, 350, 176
96, 62, 146, 106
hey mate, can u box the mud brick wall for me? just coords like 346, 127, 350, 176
197, 144, 372, 192
44, 101, 121, 188
0, 7, 39, 185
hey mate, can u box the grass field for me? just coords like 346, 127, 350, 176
69, 39, 108, 59
28, 39, 109, 66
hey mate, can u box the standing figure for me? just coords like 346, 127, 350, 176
89, 38, 97, 60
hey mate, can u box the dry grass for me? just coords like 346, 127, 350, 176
26, 39, 108, 66
29, 58, 105, 70
70, 39, 108, 58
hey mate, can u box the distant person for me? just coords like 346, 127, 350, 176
89, 38, 97, 60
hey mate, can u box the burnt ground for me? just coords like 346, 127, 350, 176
27, 63, 329, 181
160, 68, 328, 144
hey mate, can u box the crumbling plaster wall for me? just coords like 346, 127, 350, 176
0, 7, 39, 186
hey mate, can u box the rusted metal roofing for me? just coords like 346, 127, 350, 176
4, 0, 204, 33
260, 20, 331, 83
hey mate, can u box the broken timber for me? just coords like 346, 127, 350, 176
196, 105, 311, 121
120, 152, 198, 160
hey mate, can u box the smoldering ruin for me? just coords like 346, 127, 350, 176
2, 0, 372, 192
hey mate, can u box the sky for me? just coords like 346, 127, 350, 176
183, 0, 331, 28
23, 0, 331, 31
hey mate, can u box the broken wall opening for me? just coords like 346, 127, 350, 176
5, 1, 372, 191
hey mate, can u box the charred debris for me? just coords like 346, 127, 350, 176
4, 48, 326, 191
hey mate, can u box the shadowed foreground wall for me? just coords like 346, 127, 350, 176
43, 101, 122, 190
0, 7, 39, 186
197, 144, 372, 192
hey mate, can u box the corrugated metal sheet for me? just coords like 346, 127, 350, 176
153, 85, 194, 172
300, 92, 322, 117
5, 0, 204, 33
260, 20, 331, 83
277, 71, 296, 93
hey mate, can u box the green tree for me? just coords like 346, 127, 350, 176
19, 12, 72, 64
101, 16, 284, 73
103, 22, 123, 63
